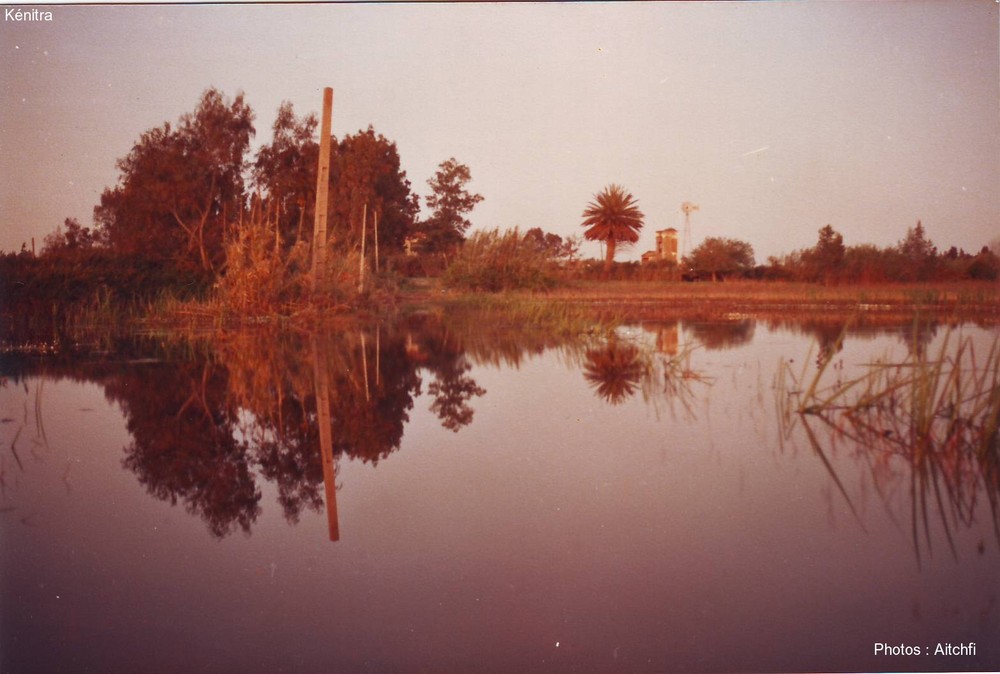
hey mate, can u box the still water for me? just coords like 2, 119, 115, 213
1, 312, 998, 672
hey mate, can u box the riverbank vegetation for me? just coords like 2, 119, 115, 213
3, 86, 998, 337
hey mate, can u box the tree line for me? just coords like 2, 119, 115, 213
3, 87, 484, 312
3, 87, 998, 315
572, 184, 998, 283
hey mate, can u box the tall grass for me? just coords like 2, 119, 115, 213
442, 228, 559, 292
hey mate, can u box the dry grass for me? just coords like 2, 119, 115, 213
404, 279, 999, 324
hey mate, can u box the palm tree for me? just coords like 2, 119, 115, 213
581, 184, 645, 274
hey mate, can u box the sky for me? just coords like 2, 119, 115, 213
2, 1, 998, 262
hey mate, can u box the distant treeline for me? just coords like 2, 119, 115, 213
759, 223, 1000, 284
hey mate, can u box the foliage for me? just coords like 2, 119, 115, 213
801, 225, 845, 284
95, 88, 256, 274
523, 227, 581, 261
685, 236, 755, 281
897, 220, 937, 281
252, 101, 318, 251
41, 217, 104, 253
442, 228, 559, 292
214, 197, 313, 315
766, 221, 997, 284
417, 158, 484, 253
581, 184, 645, 273
327, 126, 419, 255
0, 247, 209, 323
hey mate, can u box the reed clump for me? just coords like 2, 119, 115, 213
779, 328, 1000, 561
442, 228, 559, 292
214, 200, 313, 316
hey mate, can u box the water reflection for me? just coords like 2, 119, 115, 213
2, 311, 996, 554
687, 317, 755, 351
582, 337, 644, 405
779, 328, 1000, 564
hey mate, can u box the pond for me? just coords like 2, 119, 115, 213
1, 310, 998, 673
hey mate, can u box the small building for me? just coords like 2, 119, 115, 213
641, 228, 679, 265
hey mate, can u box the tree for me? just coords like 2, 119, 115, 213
804, 224, 845, 284
41, 217, 102, 254
897, 220, 937, 281
523, 227, 580, 261
95, 88, 256, 274
580, 184, 645, 274
418, 158, 484, 253
252, 102, 318, 250
686, 237, 755, 281
327, 127, 419, 255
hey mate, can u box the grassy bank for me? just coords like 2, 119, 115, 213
405, 279, 1000, 322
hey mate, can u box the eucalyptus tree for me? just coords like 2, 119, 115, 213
94, 88, 255, 274
252, 102, 318, 249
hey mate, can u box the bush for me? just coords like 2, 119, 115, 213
442, 228, 559, 292
215, 209, 312, 314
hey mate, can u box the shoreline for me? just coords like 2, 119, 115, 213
403, 279, 1000, 323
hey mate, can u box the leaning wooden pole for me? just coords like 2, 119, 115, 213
311, 87, 334, 292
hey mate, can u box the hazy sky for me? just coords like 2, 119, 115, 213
2, 2, 998, 262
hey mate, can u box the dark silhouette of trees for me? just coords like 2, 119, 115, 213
897, 220, 937, 281
108, 360, 262, 538
523, 227, 580, 261
416, 158, 484, 254
581, 184, 645, 274
95, 88, 256, 274
802, 225, 845, 284
41, 218, 103, 253
426, 356, 487, 432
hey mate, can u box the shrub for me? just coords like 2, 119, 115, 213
442, 228, 559, 292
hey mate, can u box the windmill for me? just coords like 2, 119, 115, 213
680, 201, 699, 261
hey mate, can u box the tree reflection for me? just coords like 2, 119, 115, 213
583, 337, 645, 405
86, 319, 480, 538
107, 361, 262, 538
687, 318, 755, 351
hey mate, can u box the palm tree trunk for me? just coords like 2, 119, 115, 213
604, 238, 617, 274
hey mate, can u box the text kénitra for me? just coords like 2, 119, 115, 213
6, 8, 54, 22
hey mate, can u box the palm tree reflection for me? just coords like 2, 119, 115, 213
583, 337, 645, 405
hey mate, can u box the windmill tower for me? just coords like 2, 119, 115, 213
680, 201, 699, 261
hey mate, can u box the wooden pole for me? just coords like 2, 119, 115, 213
373, 209, 379, 273
311, 87, 333, 292
358, 201, 367, 293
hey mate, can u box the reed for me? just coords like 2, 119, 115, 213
779, 326, 1000, 562
442, 228, 559, 292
